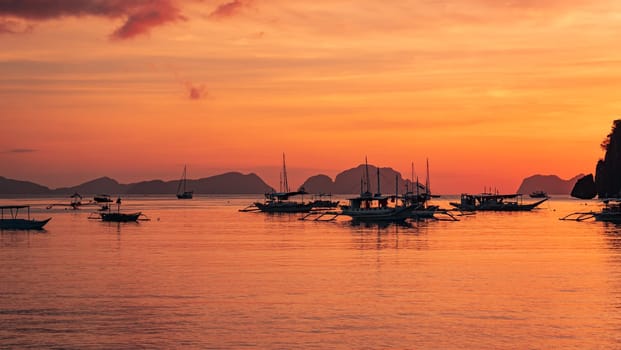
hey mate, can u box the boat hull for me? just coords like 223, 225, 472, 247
254, 202, 313, 213
100, 212, 141, 222
177, 192, 193, 199
450, 198, 548, 212
0, 218, 51, 230
341, 205, 416, 222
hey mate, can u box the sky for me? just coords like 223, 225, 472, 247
1, 0, 620, 193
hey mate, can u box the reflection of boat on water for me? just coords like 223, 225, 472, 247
529, 190, 548, 198
561, 199, 621, 223
241, 153, 313, 213
94, 194, 113, 203
176, 165, 194, 199
0, 205, 51, 230
450, 193, 548, 211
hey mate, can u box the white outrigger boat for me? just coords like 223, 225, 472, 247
0, 205, 51, 230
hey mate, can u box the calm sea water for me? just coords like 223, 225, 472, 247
1, 195, 621, 349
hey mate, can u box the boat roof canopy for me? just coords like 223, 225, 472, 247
0, 205, 30, 209
463, 193, 521, 199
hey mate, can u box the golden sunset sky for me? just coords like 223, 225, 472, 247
1, 0, 619, 193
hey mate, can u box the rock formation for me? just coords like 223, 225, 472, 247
570, 174, 597, 199
595, 120, 621, 197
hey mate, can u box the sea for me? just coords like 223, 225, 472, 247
1, 195, 621, 349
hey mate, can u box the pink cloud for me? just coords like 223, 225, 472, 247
0, 0, 185, 39
209, 0, 251, 19
185, 82, 207, 100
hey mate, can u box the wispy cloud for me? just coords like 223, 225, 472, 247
185, 82, 207, 100
209, 0, 252, 19
0, 0, 185, 40
5, 148, 37, 153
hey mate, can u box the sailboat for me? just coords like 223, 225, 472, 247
176, 165, 194, 199
249, 153, 313, 213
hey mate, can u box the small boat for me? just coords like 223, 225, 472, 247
310, 193, 339, 209
254, 190, 314, 213
241, 154, 313, 213
89, 197, 145, 222
450, 193, 548, 211
93, 194, 113, 203
100, 212, 142, 222
530, 190, 548, 198
176, 165, 194, 199
46, 192, 84, 210
0, 205, 51, 230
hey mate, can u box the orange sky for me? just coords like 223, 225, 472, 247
1, 0, 619, 193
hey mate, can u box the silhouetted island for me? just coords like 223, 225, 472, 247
572, 120, 621, 199
516, 174, 583, 195
0, 172, 272, 196
300, 164, 425, 194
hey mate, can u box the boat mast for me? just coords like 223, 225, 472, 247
365, 156, 371, 194
376, 167, 381, 196
282, 153, 290, 192
176, 166, 186, 194
426, 158, 430, 196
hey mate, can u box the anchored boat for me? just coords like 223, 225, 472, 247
561, 199, 621, 223
339, 158, 417, 222
0, 205, 51, 230
450, 193, 548, 211
176, 165, 194, 199
89, 197, 146, 222
241, 153, 313, 213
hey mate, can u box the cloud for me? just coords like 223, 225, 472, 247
0, 18, 33, 34
209, 0, 251, 19
0, 0, 185, 39
185, 82, 207, 100
5, 148, 37, 153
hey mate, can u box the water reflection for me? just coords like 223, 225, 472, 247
345, 220, 430, 250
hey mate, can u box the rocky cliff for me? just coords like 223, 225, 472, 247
595, 120, 621, 197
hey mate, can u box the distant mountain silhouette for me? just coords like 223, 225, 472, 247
0, 172, 272, 195
516, 174, 583, 195
301, 164, 426, 194
0, 176, 50, 194
51, 176, 126, 195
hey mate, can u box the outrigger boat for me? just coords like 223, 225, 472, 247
240, 153, 313, 213
338, 158, 417, 222
0, 205, 51, 230
450, 193, 548, 211
89, 197, 147, 222
561, 199, 621, 223
46, 192, 85, 210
